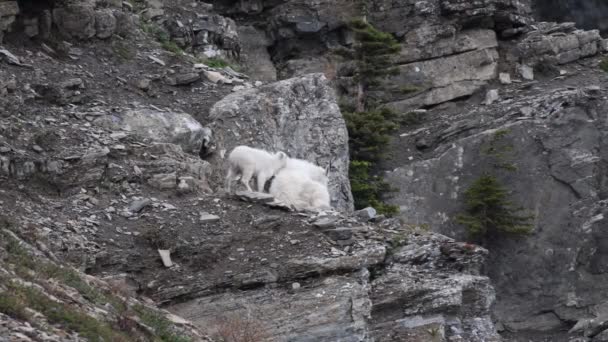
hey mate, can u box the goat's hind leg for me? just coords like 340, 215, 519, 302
225, 167, 235, 193
256, 171, 270, 193
240, 167, 254, 192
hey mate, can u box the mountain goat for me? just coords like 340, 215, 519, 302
269, 168, 331, 212
225, 145, 287, 193
285, 158, 329, 186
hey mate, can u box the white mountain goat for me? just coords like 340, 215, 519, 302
285, 158, 330, 186
269, 168, 332, 212
225, 145, 287, 193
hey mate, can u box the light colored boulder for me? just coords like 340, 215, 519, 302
93, 109, 206, 154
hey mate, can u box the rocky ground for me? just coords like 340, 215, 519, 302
3, 0, 608, 341
0, 2, 503, 341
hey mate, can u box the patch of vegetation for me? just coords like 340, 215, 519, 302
140, 21, 183, 55
399, 85, 422, 95
142, 227, 172, 250
426, 326, 442, 341
349, 160, 399, 215
113, 40, 137, 61
600, 57, 608, 73
389, 232, 408, 249
481, 129, 517, 171
454, 130, 534, 242
335, 18, 403, 216
4, 235, 106, 304
134, 304, 192, 342
344, 108, 398, 163
335, 19, 401, 112
455, 174, 534, 238
212, 314, 269, 342
0, 291, 30, 321
2, 282, 130, 341
161, 40, 184, 55
398, 111, 425, 127
202, 57, 231, 69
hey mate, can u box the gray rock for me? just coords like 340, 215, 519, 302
324, 227, 353, 241
203, 70, 231, 84
312, 216, 340, 229
93, 109, 206, 154
385, 85, 608, 332
0, 1, 18, 17
94, 9, 117, 39
238, 26, 277, 82
149, 172, 177, 190
601, 39, 608, 53
499, 73, 512, 85
53, 4, 96, 40
199, 213, 220, 223
210, 73, 353, 212
386, 30, 499, 111
23, 17, 38, 38
129, 198, 152, 213
355, 207, 377, 221
170, 273, 373, 342
167, 73, 200, 86
484, 89, 500, 105
517, 64, 535, 80
517, 24, 602, 66
0, 47, 21, 66
595, 330, 608, 342
235, 191, 274, 203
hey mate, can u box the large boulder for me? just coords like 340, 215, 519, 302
53, 3, 97, 40
209, 73, 354, 212
0, 1, 19, 43
94, 109, 207, 155
385, 29, 499, 112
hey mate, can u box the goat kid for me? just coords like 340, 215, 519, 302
225, 145, 287, 193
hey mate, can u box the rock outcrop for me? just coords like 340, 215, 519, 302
0, 0, 18, 42
385, 63, 608, 335
209, 73, 354, 212
534, 0, 608, 33
94, 108, 208, 155
168, 218, 500, 342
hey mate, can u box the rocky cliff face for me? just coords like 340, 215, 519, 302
534, 0, 608, 33
385, 63, 608, 336
3, 0, 608, 340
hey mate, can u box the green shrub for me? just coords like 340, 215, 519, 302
202, 57, 231, 68
3, 283, 130, 341
349, 160, 399, 215
456, 174, 533, 239
600, 58, 608, 73
113, 41, 137, 61
398, 111, 424, 126
0, 291, 30, 321
399, 85, 422, 95
140, 21, 184, 55
134, 304, 192, 342
336, 18, 402, 215
161, 40, 184, 55
344, 108, 399, 163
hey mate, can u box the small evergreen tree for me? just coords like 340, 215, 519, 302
343, 107, 398, 163
334, 18, 401, 215
349, 160, 399, 215
454, 130, 534, 242
337, 19, 401, 112
456, 174, 533, 239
